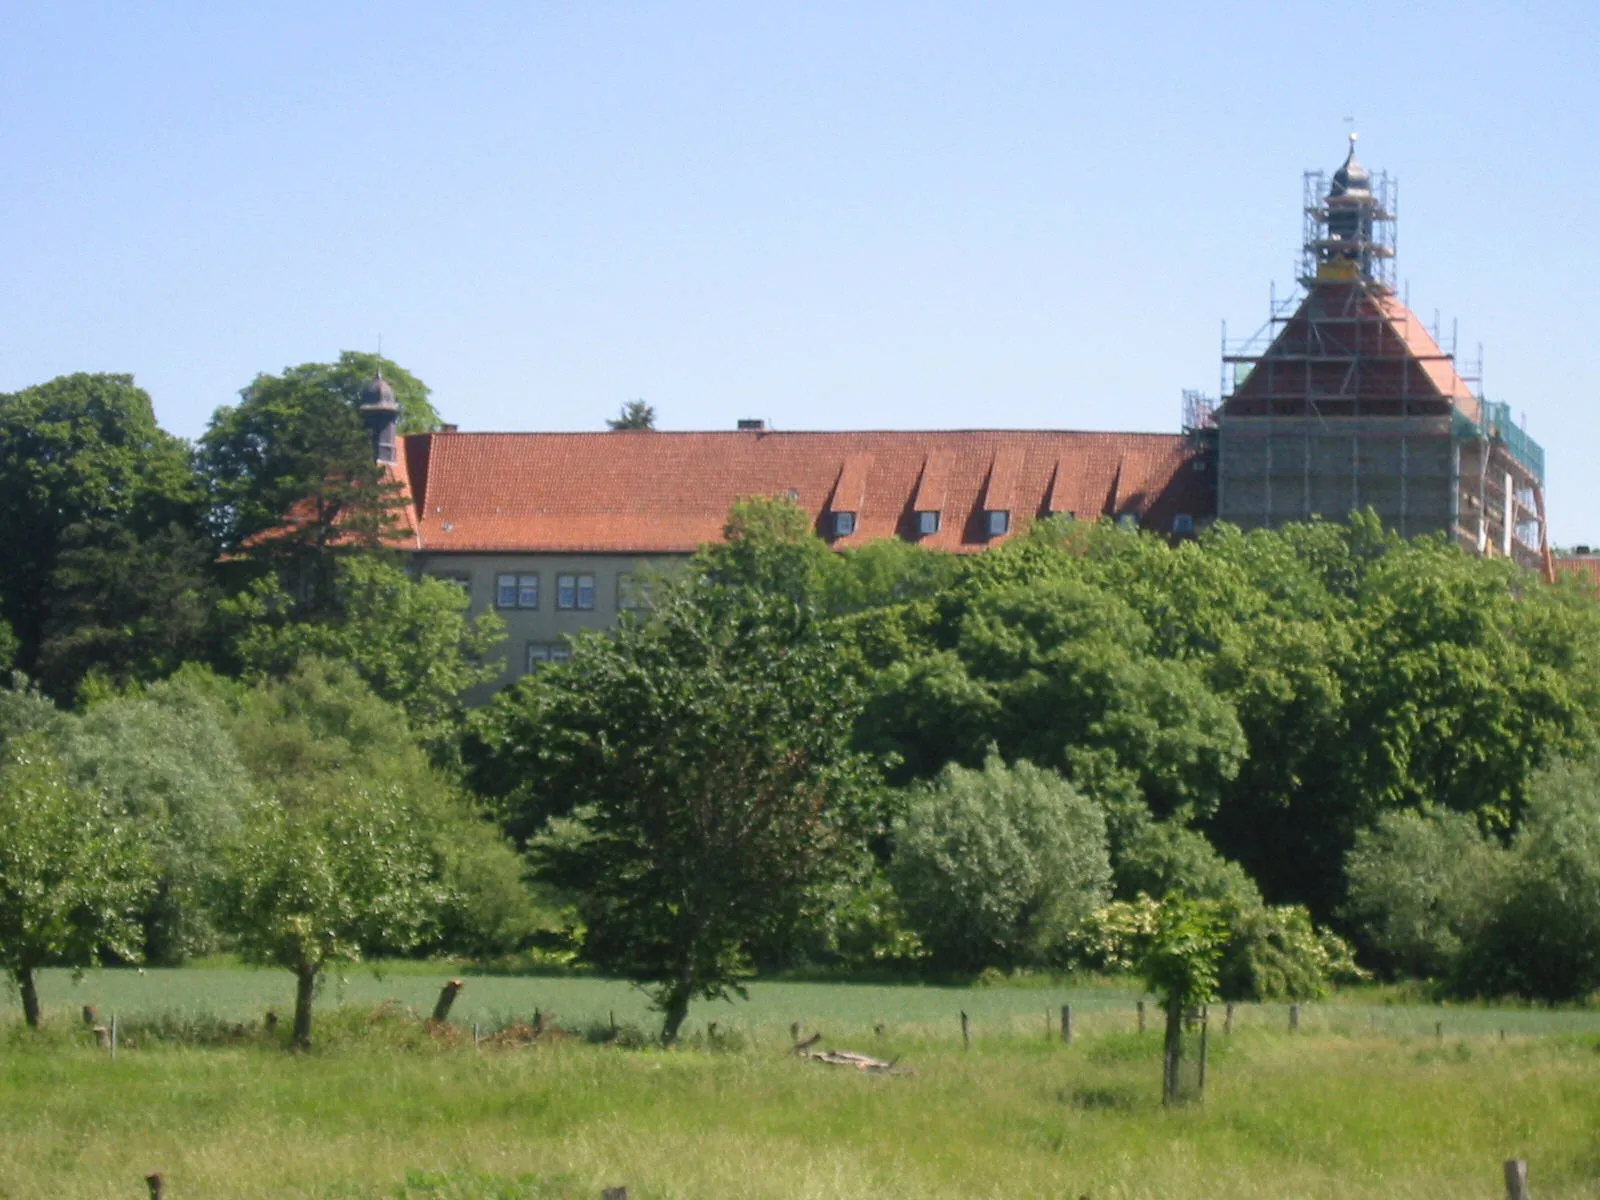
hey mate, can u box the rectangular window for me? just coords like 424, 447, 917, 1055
1172, 513, 1196, 535
618, 573, 653, 611
525, 641, 574, 672
557, 573, 596, 611
833, 511, 856, 537
916, 510, 940, 536
497, 573, 539, 608
432, 573, 472, 599
986, 510, 1010, 537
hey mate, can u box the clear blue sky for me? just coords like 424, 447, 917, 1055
3, 1, 1597, 541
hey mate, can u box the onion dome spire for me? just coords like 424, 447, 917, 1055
358, 366, 401, 464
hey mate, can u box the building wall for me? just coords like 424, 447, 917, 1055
1217, 416, 1458, 537
412, 550, 687, 695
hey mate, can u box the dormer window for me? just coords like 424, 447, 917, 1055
986, 510, 1010, 537
916, 510, 940, 536
1172, 513, 1196, 535
833, 511, 857, 537
1116, 513, 1139, 531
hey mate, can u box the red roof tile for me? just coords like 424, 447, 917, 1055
396, 428, 1211, 554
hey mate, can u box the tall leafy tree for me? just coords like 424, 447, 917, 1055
196, 353, 436, 561
36, 520, 221, 701
528, 579, 880, 1043
0, 373, 198, 673
225, 555, 504, 753
0, 740, 157, 1027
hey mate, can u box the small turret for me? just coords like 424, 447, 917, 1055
359, 370, 400, 464
1305, 133, 1395, 287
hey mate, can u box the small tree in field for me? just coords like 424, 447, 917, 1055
531, 581, 878, 1044
1080, 893, 1225, 1105
216, 786, 440, 1047
0, 741, 155, 1027
1140, 897, 1226, 1105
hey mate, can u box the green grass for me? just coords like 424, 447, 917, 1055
25, 964, 1600, 1042
4, 973, 1600, 1198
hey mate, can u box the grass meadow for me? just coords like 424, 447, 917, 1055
4, 968, 1600, 1198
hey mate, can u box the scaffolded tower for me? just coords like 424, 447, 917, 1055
1207, 136, 1551, 575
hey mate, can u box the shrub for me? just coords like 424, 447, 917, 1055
891, 754, 1111, 972
1343, 806, 1507, 979
1452, 757, 1600, 1002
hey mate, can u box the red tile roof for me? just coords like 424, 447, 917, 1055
1223, 281, 1483, 423
396, 428, 1211, 555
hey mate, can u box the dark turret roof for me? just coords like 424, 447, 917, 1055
359, 370, 398, 413
1329, 134, 1371, 197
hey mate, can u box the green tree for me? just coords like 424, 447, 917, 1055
890, 754, 1111, 972
607, 399, 656, 430
0, 620, 16, 673
1453, 755, 1600, 1001
58, 675, 251, 963
1343, 807, 1507, 980
36, 521, 220, 702
0, 373, 198, 673
528, 579, 879, 1044
215, 784, 440, 1046
225, 556, 504, 752
196, 352, 435, 559
0, 740, 156, 1026
218, 659, 543, 973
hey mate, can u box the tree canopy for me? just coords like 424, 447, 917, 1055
0, 373, 198, 675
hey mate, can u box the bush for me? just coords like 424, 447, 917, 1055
891, 754, 1110, 972
1343, 806, 1507, 980
1452, 757, 1600, 1002
1112, 811, 1262, 908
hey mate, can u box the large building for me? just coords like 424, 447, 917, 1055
363, 139, 1551, 689
1199, 136, 1550, 575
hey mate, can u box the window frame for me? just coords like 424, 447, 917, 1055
556, 572, 597, 611
497, 573, 540, 609
985, 509, 1010, 537
915, 510, 940, 536
833, 511, 857, 538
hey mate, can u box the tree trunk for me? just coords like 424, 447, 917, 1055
659, 948, 698, 1047
15, 966, 41, 1029
292, 964, 317, 1049
1162, 996, 1182, 1107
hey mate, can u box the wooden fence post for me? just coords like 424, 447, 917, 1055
110, 1013, 118, 1062
431, 979, 465, 1023
1289, 1004, 1300, 1034
1137, 1000, 1146, 1034
1504, 1159, 1529, 1200
1436, 1021, 1444, 1042
1061, 1004, 1073, 1045
145, 1172, 164, 1199
1197, 1006, 1209, 1099
602, 1188, 628, 1200
1224, 1002, 1234, 1036
960, 1010, 970, 1051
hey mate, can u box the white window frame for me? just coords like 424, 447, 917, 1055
833, 511, 856, 537
915, 510, 940, 536
986, 510, 1010, 537
497, 573, 540, 609
557, 572, 596, 611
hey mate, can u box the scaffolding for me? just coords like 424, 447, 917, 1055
1209, 142, 1549, 574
